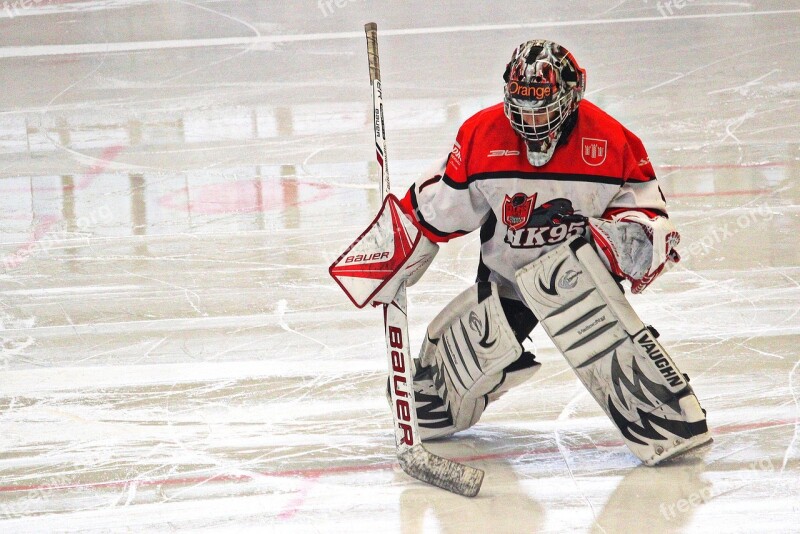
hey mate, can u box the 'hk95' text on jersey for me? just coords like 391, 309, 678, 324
400, 100, 668, 301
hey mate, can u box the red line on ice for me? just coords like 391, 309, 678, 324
670, 189, 774, 198
0, 418, 790, 495
655, 162, 787, 171
276, 474, 320, 521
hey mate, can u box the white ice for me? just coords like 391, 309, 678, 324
0, 1, 799, 533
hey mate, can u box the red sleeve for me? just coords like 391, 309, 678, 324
601, 207, 665, 219
622, 128, 656, 184
602, 127, 668, 219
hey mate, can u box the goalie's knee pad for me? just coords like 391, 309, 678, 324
413, 282, 541, 441
515, 237, 711, 465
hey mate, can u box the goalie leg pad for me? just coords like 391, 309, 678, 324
515, 237, 710, 465
414, 282, 541, 440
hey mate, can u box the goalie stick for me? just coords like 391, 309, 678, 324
364, 22, 484, 497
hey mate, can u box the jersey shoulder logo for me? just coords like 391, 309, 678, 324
581, 137, 608, 166
502, 193, 537, 231
449, 140, 463, 168
488, 149, 521, 157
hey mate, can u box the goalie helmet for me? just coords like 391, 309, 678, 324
503, 40, 586, 167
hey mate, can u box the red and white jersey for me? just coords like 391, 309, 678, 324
400, 100, 667, 300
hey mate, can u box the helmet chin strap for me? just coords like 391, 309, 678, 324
526, 133, 560, 167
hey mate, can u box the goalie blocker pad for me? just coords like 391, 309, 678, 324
515, 237, 710, 465
329, 194, 438, 308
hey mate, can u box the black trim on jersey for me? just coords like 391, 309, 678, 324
418, 174, 442, 193
625, 176, 658, 184
441, 173, 470, 190
468, 170, 625, 186
410, 185, 468, 240
480, 211, 497, 244
477, 281, 492, 303
476, 253, 491, 283
475, 212, 497, 284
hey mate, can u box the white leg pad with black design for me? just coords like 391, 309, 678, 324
415, 282, 540, 440
515, 237, 711, 465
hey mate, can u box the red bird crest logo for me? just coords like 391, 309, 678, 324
502, 193, 537, 231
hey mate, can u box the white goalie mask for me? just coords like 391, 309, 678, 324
503, 40, 586, 167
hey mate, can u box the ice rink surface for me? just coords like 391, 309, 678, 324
0, 1, 798, 532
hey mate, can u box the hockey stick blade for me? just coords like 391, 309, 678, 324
399, 444, 484, 498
